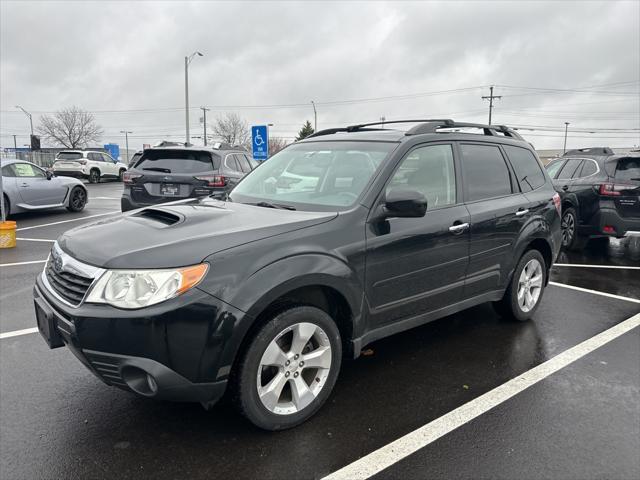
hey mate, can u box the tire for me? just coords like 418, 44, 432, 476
66, 186, 87, 212
88, 169, 100, 184
493, 249, 547, 322
118, 169, 126, 182
560, 207, 586, 251
1, 194, 9, 219
232, 306, 342, 431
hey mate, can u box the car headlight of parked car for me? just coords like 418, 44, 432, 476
85, 264, 208, 309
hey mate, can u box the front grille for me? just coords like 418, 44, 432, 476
45, 257, 93, 306
84, 351, 129, 389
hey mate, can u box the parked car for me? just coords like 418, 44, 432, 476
1, 159, 87, 216
128, 150, 143, 168
52, 150, 128, 183
34, 119, 561, 430
545, 152, 640, 250
121, 143, 255, 211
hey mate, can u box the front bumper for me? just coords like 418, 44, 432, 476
34, 276, 244, 405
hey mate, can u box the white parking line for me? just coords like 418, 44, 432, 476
554, 263, 640, 270
16, 238, 56, 243
0, 260, 47, 267
323, 312, 640, 480
549, 281, 640, 303
0, 327, 39, 339
92, 197, 120, 200
15, 211, 119, 232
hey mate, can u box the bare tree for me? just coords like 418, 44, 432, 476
268, 136, 289, 156
38, 106, 103, 148
212, 112, 250, 147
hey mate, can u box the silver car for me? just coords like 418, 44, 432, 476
1, 158, 88, 216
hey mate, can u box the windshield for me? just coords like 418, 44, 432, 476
230, 141, 396, 211
56, 152, 83, 160
135, 149, 220, 173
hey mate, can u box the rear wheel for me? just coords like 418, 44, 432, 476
88, 169, 100, 184
560, 207, 586, 251
66, 186, 87, 212
493, 249, 547, 322
232, 306, 342, 430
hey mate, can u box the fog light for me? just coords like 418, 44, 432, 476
146, 374, 158, 394
603, 225, 616, 234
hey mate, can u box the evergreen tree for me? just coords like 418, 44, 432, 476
296, 120, 315, 141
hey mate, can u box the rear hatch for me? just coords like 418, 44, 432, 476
54, 152, 85, 169
603, 156, 640, 218
127, 149, 223, 205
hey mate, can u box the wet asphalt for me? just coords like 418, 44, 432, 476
0, 183, 638, 480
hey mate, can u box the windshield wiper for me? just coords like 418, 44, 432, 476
143, 167, 172, 173
252, 201, 296, 211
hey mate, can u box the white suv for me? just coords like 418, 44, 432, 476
52, 150, 128, 183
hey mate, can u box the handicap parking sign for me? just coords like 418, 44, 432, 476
251, 125, 269, 161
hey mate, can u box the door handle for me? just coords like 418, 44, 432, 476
515, 209, 529, 216
20, 183, 29, 187
449, 222, 469, 234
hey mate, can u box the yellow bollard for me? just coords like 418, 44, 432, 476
0, 221, 17, 248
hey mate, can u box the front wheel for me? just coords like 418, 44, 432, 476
88, 169, 100, 184
232, 306, 342, 430
493, 249, 547, 322
66, 186, 87, 212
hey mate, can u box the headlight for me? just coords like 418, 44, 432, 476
85, 263, 208, 309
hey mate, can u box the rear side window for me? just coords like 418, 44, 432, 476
225, 155, 241, 172
578, 159, 598, 177
56, 152, 83, 160
460, 144, 512, 201
234, 154, 252, 173
545, 159, 565, 179
556, 159, 582, 180
614, 158, 640, 182
503, 145, 545, 192
137, 149, 219, 173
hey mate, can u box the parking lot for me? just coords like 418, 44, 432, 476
1, 182, 638, 480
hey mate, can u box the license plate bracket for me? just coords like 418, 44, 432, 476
161, 183, 180, 196
35, 298, 64, 349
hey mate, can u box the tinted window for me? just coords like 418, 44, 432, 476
225, 155, 241, 172
557, 159, 583, 180
387, 144, 456, 210
2, 165, 16, 177
136, 149, 217, 173
235, 154, 252, 173
503, 145, 545, 192
460, 144, 512, 201
614, 158, 640, 182
56, 152, 83, 160
12, 163, 45, 178
545, 159, 565, 179
578, 159, 598, 177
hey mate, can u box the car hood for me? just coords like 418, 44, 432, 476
58, 198, 337, 269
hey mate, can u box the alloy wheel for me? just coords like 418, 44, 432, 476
561, 212, 575, 247
517, 258, 543, 313
256, 322, 332, 415
71, 189, 85, 209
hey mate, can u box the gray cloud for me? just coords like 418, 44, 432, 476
1, 0, 638, 150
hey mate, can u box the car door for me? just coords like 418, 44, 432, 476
567, 158, 602, 227
100, 153, 118, 177
552, 158, 583, 195
365, 143, 470, 327
12, 162, 66, 206
459, 142, 532, 297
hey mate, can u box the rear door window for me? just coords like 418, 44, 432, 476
235, 154, 252, 173
460, 144, 513, 201
545, 159, 565, 179
136, 149, 217, 173
503, 145, 546, 192
225, 155, 241, 172
614, 158, 640, 182
556, 159, 583, 180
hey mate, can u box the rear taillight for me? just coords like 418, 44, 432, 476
123, 172, 142, 184
195, 175, 225, 187
598, 182, 635, 196
552, 193, 561, 216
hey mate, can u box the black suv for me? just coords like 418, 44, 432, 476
121, 143, 256, 211
545, 150, 639, 250
34, 119, 561, 430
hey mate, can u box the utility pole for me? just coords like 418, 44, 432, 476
13, 135, 17, 150
563, 122, 570, 153
311, 100, 317, 131
120, 131, 132, 162
481, 86, 502, 125
380, 115, 386, 129
16, 106, 33, 136
184, 51, 204, 145
200, 107, 210, 146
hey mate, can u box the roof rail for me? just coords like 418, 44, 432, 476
405, 121, 524, 140
306, 119, 454, 139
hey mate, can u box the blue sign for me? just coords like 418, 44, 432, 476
251, 125, 269, 161
104, 143, 120, 161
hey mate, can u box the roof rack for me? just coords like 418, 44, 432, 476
305, 119, 523, 140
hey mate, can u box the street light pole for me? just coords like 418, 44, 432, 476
311, 100, 317, 132
563, 122, 570, 153
200, 106, 210, 146
184, 51, 204, 145
120, 131, 132, 162
13, 135, 17, 150
15, 105, 33, 136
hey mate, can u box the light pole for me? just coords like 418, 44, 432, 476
563, 122, 570, 154
200, 106, 210, 146
15, 105, 33, 136
120, 131, 132, 162
310, 100, 317, 132
184, 51, 204, 144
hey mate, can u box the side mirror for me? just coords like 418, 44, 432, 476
46, 170, 54, 180
384, 189, 427, 218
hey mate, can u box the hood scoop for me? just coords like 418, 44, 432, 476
132, 208, 183, 226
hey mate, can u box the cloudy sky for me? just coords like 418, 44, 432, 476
1, 0, 639, 152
